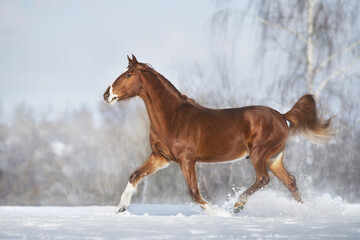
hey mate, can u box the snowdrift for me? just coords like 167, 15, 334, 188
1, 191, 359, 239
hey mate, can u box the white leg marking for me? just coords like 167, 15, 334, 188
118, 181, 136, 210
116, 161, 169, 212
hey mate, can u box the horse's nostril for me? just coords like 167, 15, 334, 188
104, 93, 110, 101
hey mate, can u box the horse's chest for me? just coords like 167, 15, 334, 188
150, 130, 176, 161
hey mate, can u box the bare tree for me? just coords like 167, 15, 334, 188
213, 0, 360, 100
209, 0, 360, 202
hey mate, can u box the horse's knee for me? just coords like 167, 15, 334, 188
129, 170, 141, 185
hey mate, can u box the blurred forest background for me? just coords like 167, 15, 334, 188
0, 0, 359, 206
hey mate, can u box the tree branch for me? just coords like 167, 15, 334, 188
244, 12, 308, 45
315, 55, 360, 97
273, 40, 307, 62
314, 39, 360, 75
215, 9, 308, 45
306, 0, 316, 94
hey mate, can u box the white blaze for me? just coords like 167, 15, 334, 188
106, 67, 128, 105
107, 85, 119, 105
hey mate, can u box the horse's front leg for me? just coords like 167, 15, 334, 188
179, 159, 207, 206
179, 158, 231, 216
117, 152, 169, 213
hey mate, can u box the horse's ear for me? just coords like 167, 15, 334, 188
132, 54, 138, 64
127, 55, 132, 64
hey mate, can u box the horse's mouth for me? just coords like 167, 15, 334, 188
105, 97, 118, 105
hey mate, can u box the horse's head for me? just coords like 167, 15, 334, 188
103, 55, 142, 105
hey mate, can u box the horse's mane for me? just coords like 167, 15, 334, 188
182, 94, 203, 107
137, 63, 203, 108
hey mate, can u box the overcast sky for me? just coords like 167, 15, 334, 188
2, 1, 359, 125
0, 0, 223, 118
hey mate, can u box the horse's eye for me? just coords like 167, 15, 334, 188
126, 73, 131, 78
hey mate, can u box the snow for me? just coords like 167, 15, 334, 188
1, 191, 360, 240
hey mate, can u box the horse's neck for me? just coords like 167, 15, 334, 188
139, 72, 184, 131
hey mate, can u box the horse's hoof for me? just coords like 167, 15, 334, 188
117, 207, 127, 214
234, 206, 244, 214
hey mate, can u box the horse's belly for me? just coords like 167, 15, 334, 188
196, 136, 248, 163
197, 149, 248, 163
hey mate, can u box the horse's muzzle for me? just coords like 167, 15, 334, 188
103, 86, 119, 105
103, 92, 110, 102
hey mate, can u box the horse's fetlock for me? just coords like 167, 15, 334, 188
288, 174, 298, 189
259, 175, 270, 186
189, 188, 200, 198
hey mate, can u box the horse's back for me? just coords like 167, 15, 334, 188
194, 105, 287, 131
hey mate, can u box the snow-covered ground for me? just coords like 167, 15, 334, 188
1, 191, 359, 240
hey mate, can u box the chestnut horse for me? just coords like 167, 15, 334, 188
103, 55, 332, 214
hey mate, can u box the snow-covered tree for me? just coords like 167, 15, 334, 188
213, 0, 360, 100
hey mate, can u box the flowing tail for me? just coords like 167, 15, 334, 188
283, 94, 334, 143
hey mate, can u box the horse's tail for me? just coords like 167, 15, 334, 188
283, 94, 334, 143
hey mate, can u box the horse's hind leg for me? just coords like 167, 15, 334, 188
117, 152, 169, 213
234, 150, 270, 213
268, 150, 303, 203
